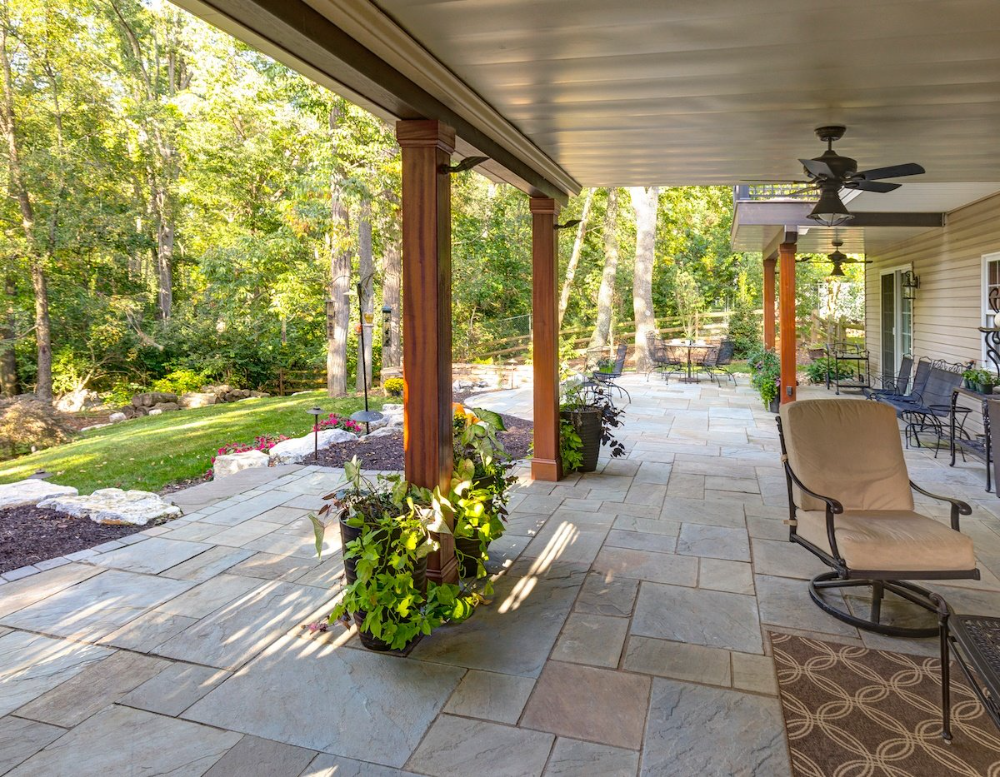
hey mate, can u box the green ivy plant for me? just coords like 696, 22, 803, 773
560, 418, 584, 472
747, 345, 781, 408
308, 459, 477, 650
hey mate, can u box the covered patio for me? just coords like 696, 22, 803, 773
3, 377, 1000, 774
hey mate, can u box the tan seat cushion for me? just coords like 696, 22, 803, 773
780, 399, 914, 513
797, 509, 976, 572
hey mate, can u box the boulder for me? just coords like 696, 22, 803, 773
148, 408, 163, 416
268, 429, 359, 464
38, 488, 182, 526
179, 392, 217, 409
213, 449, 270, 478
0, 479, 79, 510
364, 426, 400, 439
152, 402, 180, 412
109, 412, 127, 423
249, 391, 270, 398
55, 388, 102, 414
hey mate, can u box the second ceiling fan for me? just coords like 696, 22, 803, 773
797, 240, 872, 277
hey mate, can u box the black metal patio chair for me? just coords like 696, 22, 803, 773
707, 338, 737, 386
863, 354, 912, 400
777, 398, 978, 638
645, 333, 683, 381
592, 341, 631, 404
694, 345, 720, 383
886, 361, 969, 450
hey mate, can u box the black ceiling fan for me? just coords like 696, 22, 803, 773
796, 240, 872, 277
749, 126, 926, 226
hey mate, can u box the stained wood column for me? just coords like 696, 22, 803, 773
763, 256, 776, 350
396, 119, 457, 584
778, 242, 797, 404
530, 197, 562, 482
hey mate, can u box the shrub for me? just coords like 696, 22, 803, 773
726, 298, 760, 358
383, 377, 404, 397
804, 358, 853, 385
313, 413, 362, 435
152, 369, 213, 395
0, 398, 73, 460
746, 345, 781, 408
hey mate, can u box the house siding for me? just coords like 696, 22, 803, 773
865, 192, 1000, 376
864, 192, 1000, 436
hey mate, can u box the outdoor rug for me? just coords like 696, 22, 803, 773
770, 631, 1000, 776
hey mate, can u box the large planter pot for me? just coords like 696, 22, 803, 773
339, 510, 427, 652
455, 535, 484, 578
562, 407, 602, 473
768, 397, 780, 414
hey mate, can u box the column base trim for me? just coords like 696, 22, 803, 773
531, 457, 563, 482
425, 554, 459, 585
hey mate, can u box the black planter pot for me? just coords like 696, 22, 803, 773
562, 407, 602, 473
339, 510, 427, 652
455, 535, 484, 578
768, 397, 780, 414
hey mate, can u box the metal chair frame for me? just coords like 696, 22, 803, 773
591, 341, 631, 404
777, 414, 978, 639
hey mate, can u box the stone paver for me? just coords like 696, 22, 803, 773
203, 734, 316, 777
544, 738, 639, 777
442, 669, 535, 724
551, 612, 628, 667
8, 704, 242, 777
406, 715, 554, 777
521, 660, 650, 749
0, 716, 65, 774
120, 661, 230, 716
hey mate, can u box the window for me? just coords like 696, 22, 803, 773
982, 252, 1000, 367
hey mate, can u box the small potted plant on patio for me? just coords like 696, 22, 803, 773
309, 459, 464, 651
452, 403, 515, 578
962, 368, 980, 391
559, 382, 626, 473
748, 346, 781, 412
976, 368, 996, 395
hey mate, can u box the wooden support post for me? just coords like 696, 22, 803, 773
763, 256, 776, 350
396, 119, 457, 584
778, 242, 797, 404
530, 197, 562, 482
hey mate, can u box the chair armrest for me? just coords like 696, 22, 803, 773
910, 480, 972, 530
782, 460, 844, 514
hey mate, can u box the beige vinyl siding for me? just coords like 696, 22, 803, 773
865, 192, 1000, 375
864, 192, 1000, 436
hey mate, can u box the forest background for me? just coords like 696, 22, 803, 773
0, 0, 863, 406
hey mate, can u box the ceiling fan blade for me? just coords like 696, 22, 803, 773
854, 162, 925, 181
844, 180, 901, 193
799, 158, 835, 179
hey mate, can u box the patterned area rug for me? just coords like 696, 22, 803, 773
771, 632, 1000, 776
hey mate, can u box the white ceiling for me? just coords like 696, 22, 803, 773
369, 0, 1000, 190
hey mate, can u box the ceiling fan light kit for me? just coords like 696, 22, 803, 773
808, 187, 854, 227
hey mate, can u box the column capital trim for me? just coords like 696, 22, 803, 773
396, 119, 456, 152
529, 197, 559, 216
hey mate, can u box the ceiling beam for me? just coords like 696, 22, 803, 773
734, 201, 945, 230
173, 0, 578, 203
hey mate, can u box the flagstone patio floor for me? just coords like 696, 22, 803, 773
2, 375, 999, 775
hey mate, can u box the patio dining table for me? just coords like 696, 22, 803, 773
669, 340, 709, 383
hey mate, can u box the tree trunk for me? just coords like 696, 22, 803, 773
0, 22, 51, 403
381, 229, 402, 370
155, 186, 173, 319
630, 186, 659, 372
557, 188, 594, 328
0, 274, 17, 397
326, 103, 351, 397
588, 188, 620, 352
356, 198, 374, 391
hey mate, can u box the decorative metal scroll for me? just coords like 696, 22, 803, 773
982, 288, 1000, 378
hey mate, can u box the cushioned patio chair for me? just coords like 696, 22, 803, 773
777, 398, 978, 638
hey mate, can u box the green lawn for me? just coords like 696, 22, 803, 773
0, 391, 386, 493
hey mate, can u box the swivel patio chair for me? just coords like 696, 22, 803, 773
777, 398, 978, 638
591, 341, 631, 404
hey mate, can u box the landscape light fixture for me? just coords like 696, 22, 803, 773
307, 406, 325, 460
808, 186, 854, 227
349, 281, 384, 435
381, 305, 392, 349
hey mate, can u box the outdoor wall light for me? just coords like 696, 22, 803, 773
902, 270, 919, 300
808, 187, 854, 227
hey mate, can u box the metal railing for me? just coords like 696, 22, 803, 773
733, 184, 817, 202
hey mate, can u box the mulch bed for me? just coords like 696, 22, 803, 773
305, 411, 533, 471
0, 505, 146, 574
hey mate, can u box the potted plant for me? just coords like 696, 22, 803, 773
963, 368, 980, 391
452, 404, 515, 578
308, 459, 460, 651
596, 357, 615, 374
977, 369, 996, 395
559, 382, 626, 473
748, 346, 781, 412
